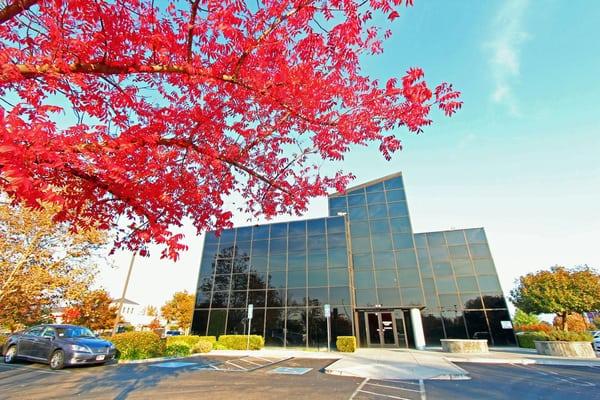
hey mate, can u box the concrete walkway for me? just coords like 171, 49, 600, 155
324, 348, 469, 380
202, 347, 600, 380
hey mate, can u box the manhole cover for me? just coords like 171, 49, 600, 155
150, 362, 197, 368
270, 367, 312, 375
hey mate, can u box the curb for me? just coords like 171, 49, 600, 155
117, 352, 210, 365
445, 357, 600, 367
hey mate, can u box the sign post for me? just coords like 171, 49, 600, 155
324, 304, 331, 352
247, 304, 254, 350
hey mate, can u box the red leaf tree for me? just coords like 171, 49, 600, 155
0, 0, 461, 259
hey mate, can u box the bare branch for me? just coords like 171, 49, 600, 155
0, 0, 39, 25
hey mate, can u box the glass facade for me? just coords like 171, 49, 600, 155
192, 172, 515, 348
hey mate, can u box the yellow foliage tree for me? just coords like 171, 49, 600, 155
161, 291, 195, 334
0, 200, 106, 331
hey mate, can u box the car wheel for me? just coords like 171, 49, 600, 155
4, 346, 17, 364
49, 350, 65, 370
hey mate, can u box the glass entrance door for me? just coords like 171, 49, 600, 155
364, 312, 399, 347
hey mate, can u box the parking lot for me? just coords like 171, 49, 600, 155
1, 357, 600, 399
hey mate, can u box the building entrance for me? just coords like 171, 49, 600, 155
364, 311, 408, 348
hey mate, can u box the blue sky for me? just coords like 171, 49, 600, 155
102, 0, 600, 312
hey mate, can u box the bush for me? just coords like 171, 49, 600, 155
213, 342, 228, 350
514, 323, 552, 333
336, 336, 357, 352
198, 336, 217, 344
111, 331, 165, 360
165, 342, 192, 357
192, 339, 213, 353
552, 313, 591, 332
217, 335, 264, 350
166, 335, 201, 347
516, 332, 549, 348
546, 330, 592, 342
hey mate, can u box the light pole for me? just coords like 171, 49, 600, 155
337, 211, 359, 342
111, 252, 136, 336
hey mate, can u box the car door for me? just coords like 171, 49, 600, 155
17, 327, 44, 358
31, 327, 56, 360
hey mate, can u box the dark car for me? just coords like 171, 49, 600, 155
2, 324, 116, 370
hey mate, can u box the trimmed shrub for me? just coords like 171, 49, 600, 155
111, 331, 165, 360
213, 342, 228, 350
546, 330, 592, 342
217, 335, 264, 350
336, 336, 357, 352
516, 332, 548, 348
198, 336, 217, 344
167, 335, 201, 347
192, 339, 213, 353
165, 342, 192, 357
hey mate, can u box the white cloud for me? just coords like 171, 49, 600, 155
486, 0, 530, 115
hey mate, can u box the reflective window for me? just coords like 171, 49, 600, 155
229, 291, 247, 308
247, 290, 266, 307
390, 217, 411, 233
307, 219, 326, 236
353, 253, 373, 269
429, 246, 450, 262
444, 230, 466, 245
385, 189, 405, 202
267, 290, 284, 307
400, 287, 424, 306
368, 204, 388, 219
387, 202, 408, 217
348, 193, 366, 207
482, 293, 505, 308
356, 289, 377, 306
469, 244, 491, 258
219, 229, 236, 243
473, 259, 496, 275
253, 225, 270, 240
329, 287, 351, 305
287, 289, 306, 306
435, 277, 457, 294
288, 253, 306, 271
250, 256, 268, 272
398, 269, 421, 287
427, 232, 446, 246
461, 293, 483, 309
327, 233, 347, 249
308, 269, 328, 287
449, 245, 470, 260
369, 219, 390, 234
269, 254, 286, 271
207, 310, 226, 336
477, 275, 502, 292
367, 191, 386, 204
365, 181, 384, 192
251, 240, 269, 257
286, 308, 307, 346
452, 260, 475, 276
393, 233, 414, 249
307, 252, 327, 270
307, 235, 326, 252
268, 271, 286, 288
236, 227, 253, 242
264, 308, 285, 346
395, 250, 418, 269
308, 287, 328, 305
196, 291, 211, 308
231, 274, 249, 290
465, 228, 486, 243
383, 176, 403, 190
329, 196, 347, 210
270, 238, 287, 254
287, 270, 306, 288
329, 269, 349, 286
373, 251, 396, 270
205, 231, 219, 245
288, 221, 306, 236
456, 276, 479, 292
270, 223, 288, 238
328, 248, 347, 267
327, 217, 346, 233
371, 234, 393, 252
288, 236, 306, 253
439, 294, 461, 308
351, 237, 371, 253
376, 270, 398, 288
350, 221, 370, 237
210, 291, 229, 308
378, 288, 401, 306
355, 270, 376, 289
349, 206, 368, 221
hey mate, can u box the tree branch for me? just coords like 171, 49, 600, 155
186, 0, 201, 63
0, 0, 39, 25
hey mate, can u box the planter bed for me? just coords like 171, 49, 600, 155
534, 341, 595, 358
441, 339, 489, 353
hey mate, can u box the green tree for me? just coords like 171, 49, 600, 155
161, 291, 195, 334
511, 265, 600, 331
513, 308, 541, 326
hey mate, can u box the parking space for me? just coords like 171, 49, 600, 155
350, 378, 426, 400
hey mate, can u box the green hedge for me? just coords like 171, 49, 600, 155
166, 335, 200, 347
516, 332, 548, 348
165, 342, 192, 357
336, 336, 357, 352
546, 330, 592, 342
192, 339, 213, 353
111, 331, 165, 360
217, 335, 264, 350
517, 330, 593, 348
198, 336, 217, 344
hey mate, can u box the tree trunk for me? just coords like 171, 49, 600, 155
562, 311, 568, 331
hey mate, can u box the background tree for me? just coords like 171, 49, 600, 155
552, 313, 590, 333
64, 289, 117, 331
513, 308, 540, 326
0, 0, 460, 260
161, 291, 195, 334
145, 305, 158, 317
511, 265, 600, 331
0, 200, 106, 331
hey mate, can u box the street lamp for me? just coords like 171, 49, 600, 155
336, 211, 359, 341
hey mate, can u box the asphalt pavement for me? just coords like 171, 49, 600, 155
1, 356, 600, 400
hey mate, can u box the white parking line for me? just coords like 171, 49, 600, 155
350, 378, 370, 399
510, 363, 596, 388
419, 379, 426, 400
357, 389, 412, 400
350, 378, 426, 400
365, 382, 421, 393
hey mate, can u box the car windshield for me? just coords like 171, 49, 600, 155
56, 327, 95, 338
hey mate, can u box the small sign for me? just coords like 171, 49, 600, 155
248, 304, 254, 319
324, 304, 331, 318
501, 320, 513, 329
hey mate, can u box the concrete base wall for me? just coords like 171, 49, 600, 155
441, 339, 489, 353
534, 341, 595, 358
